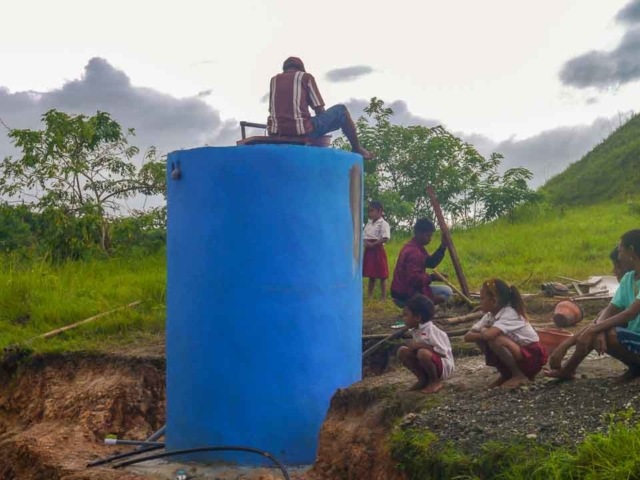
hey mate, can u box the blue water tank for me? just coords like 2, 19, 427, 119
166, 145, 363, 465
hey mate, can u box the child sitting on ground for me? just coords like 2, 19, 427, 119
464, 278, 548, 388
548, 245, 634, 378
363, 201, 391, 301
398, 294, 455, 394
545, 230, 640, 382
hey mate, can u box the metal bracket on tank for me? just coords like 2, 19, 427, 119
171, 161, 182, 180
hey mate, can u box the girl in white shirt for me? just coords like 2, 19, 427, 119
464, 278, 548, 389
398, 294, 455, 394
363, 201, 391, 301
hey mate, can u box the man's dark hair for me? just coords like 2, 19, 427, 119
369, 201, 383, 212
610, 246, 620, 264
406, 294, 436, 323
414, 218, 436, 235
621, 230, 640, 256
283, 56, 305, 72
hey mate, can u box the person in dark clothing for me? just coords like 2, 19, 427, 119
390, 218, 452, 307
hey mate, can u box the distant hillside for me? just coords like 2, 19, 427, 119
542, 113, 640, 205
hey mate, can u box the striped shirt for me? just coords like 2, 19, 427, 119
267, 71, 325, 136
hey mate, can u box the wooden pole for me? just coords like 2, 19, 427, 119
32, 301, 142, 341
426, 186, 471, 297
362, 326, 409, 359
438, 310, 483, 326
432, 269, 475, 307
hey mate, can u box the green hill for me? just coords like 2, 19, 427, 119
543, 113, 640, 205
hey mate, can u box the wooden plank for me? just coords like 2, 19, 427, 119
572, 282, 584, 296
557, 275, 583, 283
439, 311, 484, 326
426, 186, 470, 297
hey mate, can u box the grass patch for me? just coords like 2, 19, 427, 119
0, 251, 165, 354
381, 200, 639, 295
389, 414, 640, 479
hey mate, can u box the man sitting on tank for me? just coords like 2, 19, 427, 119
267, 56, 373, 160
390, 218, 453, 307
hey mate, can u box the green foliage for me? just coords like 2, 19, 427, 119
543, 112, 640, 206
335, 98, 538, 231
389, 415, 640, 479
0, 110, 166, 257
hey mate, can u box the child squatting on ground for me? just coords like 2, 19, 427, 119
398, 294, 455, 394
545, 229, 640, 382
363, 201, 391, 301
547, 244, 634, 383
464, 279, 548, 389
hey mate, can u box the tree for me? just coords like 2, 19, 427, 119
0, 110, 166, 254
334, 98, 538, 229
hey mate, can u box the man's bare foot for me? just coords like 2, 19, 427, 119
488, 376, 508, 389
613, 367, 640, 385
501, 375, 529, 389
354, 147, 374, 160
421, 382, 443, 395
409, 380, 428, 391
544, 369, 575, 381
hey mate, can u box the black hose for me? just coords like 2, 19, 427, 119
112, 445, 290, 479
87, 444, 164, 468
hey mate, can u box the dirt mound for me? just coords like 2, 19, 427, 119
0, 353, 165, 479
307, 374, 440, 480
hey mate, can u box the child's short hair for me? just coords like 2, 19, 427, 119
483, 278, 527, 320
405, 294, 436, 323
414, 218, 436, 235
610, 246, 620, 264
369, 201, 383, 211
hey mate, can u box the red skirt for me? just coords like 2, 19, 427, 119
363, 243, 389, 279
482, 341, 548, 380
424, 347, 444, 379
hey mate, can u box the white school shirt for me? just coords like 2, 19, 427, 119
471, 306, 539, 346
363, 217, 391, 241
410, 322, 455, 380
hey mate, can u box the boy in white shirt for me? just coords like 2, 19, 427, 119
363, 201, 391, 301
464, 278, 548, 389
398, 294, 455, 394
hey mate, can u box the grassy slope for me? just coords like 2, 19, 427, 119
0, 253, 165, 354
542, 113, 640, 205
0, 201, 636, 354
385, 201, 639, 293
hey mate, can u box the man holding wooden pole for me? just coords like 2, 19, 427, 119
390, 218, 453, 307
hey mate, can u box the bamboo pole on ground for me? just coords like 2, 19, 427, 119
30, 301, 142, 342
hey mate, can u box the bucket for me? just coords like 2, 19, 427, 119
537, 328, 573, 354
552, 300, 584, 328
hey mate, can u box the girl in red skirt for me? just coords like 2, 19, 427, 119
463, 278, 548, 388
363, 201, 391, 301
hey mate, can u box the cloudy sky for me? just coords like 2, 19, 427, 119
2, 0, 640, 191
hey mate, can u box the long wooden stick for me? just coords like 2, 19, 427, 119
362, 326, 409, 359
426, 186, 470, 297
438, 311, 483, 326
33, 301, 142, 341
432, 269, 475, 307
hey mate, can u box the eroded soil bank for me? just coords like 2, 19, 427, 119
0, 352, 165, 479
